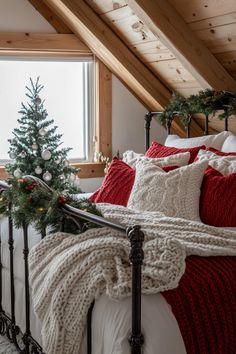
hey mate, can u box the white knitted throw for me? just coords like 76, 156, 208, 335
29, 204, 236, 354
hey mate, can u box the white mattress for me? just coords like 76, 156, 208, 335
0, 194, 186, 353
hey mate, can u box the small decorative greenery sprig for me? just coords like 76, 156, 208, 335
0, 177, 102, 235
157, 89, 236, 126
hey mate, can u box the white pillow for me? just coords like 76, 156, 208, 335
128, 160, 208, 221
197, 149, 236, 175
165, 131, 231, 150
122, 150, 190, 169
221, 135, 236, 153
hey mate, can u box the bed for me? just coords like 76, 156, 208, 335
1, 111, 236, 354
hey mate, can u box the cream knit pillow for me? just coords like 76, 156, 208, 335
128, 160, 208, 221
197, 149, 236, 175
122, 150, 190, 168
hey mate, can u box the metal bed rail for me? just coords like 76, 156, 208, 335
0, 178, 145, 354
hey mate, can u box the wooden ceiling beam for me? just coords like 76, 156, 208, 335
0, 32, 92, 57
41, 0, 172, 111
126, 0, 236, 91
28, 0, 72, 33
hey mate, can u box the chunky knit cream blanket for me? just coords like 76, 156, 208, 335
29, 204, 236, 354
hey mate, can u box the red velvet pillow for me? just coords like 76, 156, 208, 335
206, 147, 236, 156
200, 167, 236, 227
146, 141, 206, 164
90, 157, 179, 206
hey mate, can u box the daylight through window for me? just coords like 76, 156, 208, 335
0, 59, 94, 165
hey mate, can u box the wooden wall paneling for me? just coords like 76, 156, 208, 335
195, 23, 236, 42
204, 36, 236, 54
0, 33, 92, 57
99, 5, 158, 46
189, 12, 236, 31
127, 0, 236, 91
215, 51, 236, 72
85, 0, 127, 15
42, 0, 172, 111
28, 0, 72, 33
168, 0, 236, 24
95, 59, 112, 158
149, 59, 201, 92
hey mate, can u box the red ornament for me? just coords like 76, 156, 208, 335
58, 195, 66, 204
28, 196, 33, 204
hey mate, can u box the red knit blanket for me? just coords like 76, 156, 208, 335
162, 256, 236, 354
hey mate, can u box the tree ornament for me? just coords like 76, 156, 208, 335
9, 152, 16, 159
69, 173, 76, 182
64, 159, 70, 167
41, 149, 51, 160
38, 128, 47, 136
13, 168, 22, 178
58, 195, 66, 204
20, 151, 27, 158
55, 159, 61, 165
32, 144, 38, 150
35, 166, 42, 175
34, 96, 41, 106
43, 171, 52, 182
36, 207, 44, 214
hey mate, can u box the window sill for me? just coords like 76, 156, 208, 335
0, 162, 105, 180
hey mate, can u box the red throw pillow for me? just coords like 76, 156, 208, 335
146, 141, 206, 164
90, 158, 135, 206
206, 147, 236, 156
90, 157, 179, 206
200, 167, 236, 227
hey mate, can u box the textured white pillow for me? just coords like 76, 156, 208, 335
221, 135, 236, 152
197, 149, 236, 175
122, 150, 190, 169
128, 160, 208, 221
165, 131, 231, 150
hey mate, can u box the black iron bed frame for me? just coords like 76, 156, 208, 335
0, 112, 229, 354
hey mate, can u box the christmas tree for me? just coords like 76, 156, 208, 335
6, 77, 79, 191
0, 78, 102, 234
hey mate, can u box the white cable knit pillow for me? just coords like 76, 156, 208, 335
128, 160, 208, 221
122, 150, 190, 169
197, 149, 236, 175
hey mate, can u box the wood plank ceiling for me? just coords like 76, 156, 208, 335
28, 0, 236, 134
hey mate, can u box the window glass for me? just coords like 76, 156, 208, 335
0, 59, 94, 164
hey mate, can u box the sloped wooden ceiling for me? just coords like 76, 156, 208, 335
29, 0, 236, 134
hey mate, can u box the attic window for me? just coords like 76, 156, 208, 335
0, 58, 94, 165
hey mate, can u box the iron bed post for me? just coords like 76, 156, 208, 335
8, 214, 20, 344
22, 222, 30, 354
127, 225, 145, 354
144, 112, 153, 151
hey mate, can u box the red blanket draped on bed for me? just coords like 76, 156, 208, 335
162, 256, 236, 354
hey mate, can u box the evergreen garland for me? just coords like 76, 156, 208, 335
0, 177, 102, 235
158, 89, 236, 126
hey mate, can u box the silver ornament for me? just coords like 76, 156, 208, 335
43, 171, 52, 182
20, 151, 27, 158
32, 144, 38, 150
35, 166, 42, 175
64, 159, 70, 167
34, 96, 41, 106
69, 173, 76, 182
13, 168, 22, 178
38, 128, 47, 136
9, 152, 16, 159
41, 150, 51, 160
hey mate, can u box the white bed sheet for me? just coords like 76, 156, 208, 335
0, 192, 186, 354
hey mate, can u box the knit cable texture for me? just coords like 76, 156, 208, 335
29, 204, 236, 354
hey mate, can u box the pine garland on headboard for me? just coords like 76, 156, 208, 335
158, 89, 236, 126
